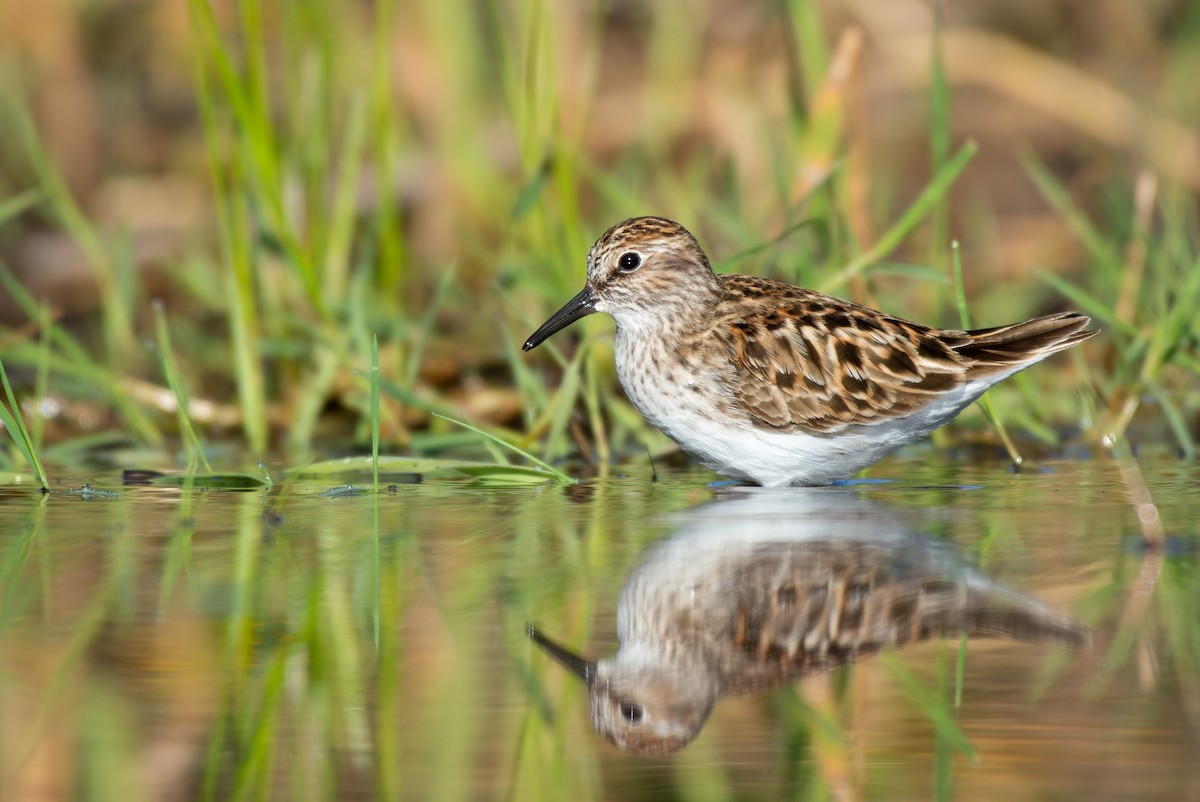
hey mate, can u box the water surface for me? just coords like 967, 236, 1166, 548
0, 457, 1196, 801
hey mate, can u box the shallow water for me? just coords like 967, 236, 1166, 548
0, 456, 1196, 801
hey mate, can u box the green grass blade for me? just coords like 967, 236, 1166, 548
821, 140, 978, 291
9, 98, 134, 363
882, 654, 978, 761
928, 1, 951, 275
0, 188, 43, 224
1038, 270, 1139, 338
786, 0, 829, 111
1022, 151, 1125, 273
371, 334, 381, 649
404, 262, 459, 388
0, 263, 159, 446
139, 473, 269, 490
152, 301, 213, 473
431, 413, 574, 484
951, 241, 1022, 464
0, 356, 48, 490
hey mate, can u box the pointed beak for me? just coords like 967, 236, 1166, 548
527, 622, 596, 685
523, 286, 597, 351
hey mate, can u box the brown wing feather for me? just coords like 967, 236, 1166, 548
713, 276, 967, 432
718, 540, 1088, 695
712, 276, 1096, 433
952, 311, 1097, 380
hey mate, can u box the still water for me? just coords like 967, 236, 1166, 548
0, 456, 1196, 801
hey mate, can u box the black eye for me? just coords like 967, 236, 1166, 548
619, 702, 643, 724
617, 252, 641, 272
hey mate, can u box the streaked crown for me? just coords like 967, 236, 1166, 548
585, 217, 719, 318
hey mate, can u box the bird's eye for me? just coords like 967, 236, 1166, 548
617, 252, 641, 272
619, 701, 644, 724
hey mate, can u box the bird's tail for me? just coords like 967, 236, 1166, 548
951, 312, 1097, 377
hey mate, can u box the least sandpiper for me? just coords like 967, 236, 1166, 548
524, 216, 1097, 486
529, 489, 1088, 755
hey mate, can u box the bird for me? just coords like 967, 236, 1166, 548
528, 488, 1089, 755
523, 216, 1097, 486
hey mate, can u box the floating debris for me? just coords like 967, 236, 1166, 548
66, 484, 120, 500
123, 470, 269, 490
320, 484, 368, 499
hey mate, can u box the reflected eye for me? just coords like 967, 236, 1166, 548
619, 701, 643, 724
617, 252, 641, 272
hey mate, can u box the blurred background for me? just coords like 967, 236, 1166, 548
0, 0, 1197, 467
1, 4, 1198, 801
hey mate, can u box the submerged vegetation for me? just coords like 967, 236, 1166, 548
0, 1, 1195, 481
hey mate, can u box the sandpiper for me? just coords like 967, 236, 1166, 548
529, 489, 1088, 755
524, 217, 1097, 486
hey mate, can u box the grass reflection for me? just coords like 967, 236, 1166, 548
0, 461, 1195, 799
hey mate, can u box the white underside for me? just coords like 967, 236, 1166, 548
613, 324, 1033, 487
643, 385, 991, 487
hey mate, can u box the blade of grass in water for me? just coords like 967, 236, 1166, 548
882, 654, 977, 761
371, 334, 381, 649
201, 491, 265, 802
152, 301, 213, 474
374, 512, 412, 801
288, 455, 505, 479
955, 634, 968, 709
139, 473, 269, 490
951, 241, 1023, 466
19, 504, 118, 768
29, 301, 51, 460
157, 505, 197, 614
0, 497, 48, 632
230, 640, 288, 799
452, 464, 567, 485
0, 356, 48, 490
1027, 159, 1199, 453
431, 413, 575, 484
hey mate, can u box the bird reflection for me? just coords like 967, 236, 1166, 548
530, 488, 1087, 756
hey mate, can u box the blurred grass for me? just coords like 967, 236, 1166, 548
0, 0, 1195, 480
0, 355, 48, 489
0, 6, 1195, 797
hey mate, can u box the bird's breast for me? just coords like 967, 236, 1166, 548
614, 328, 733, 428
